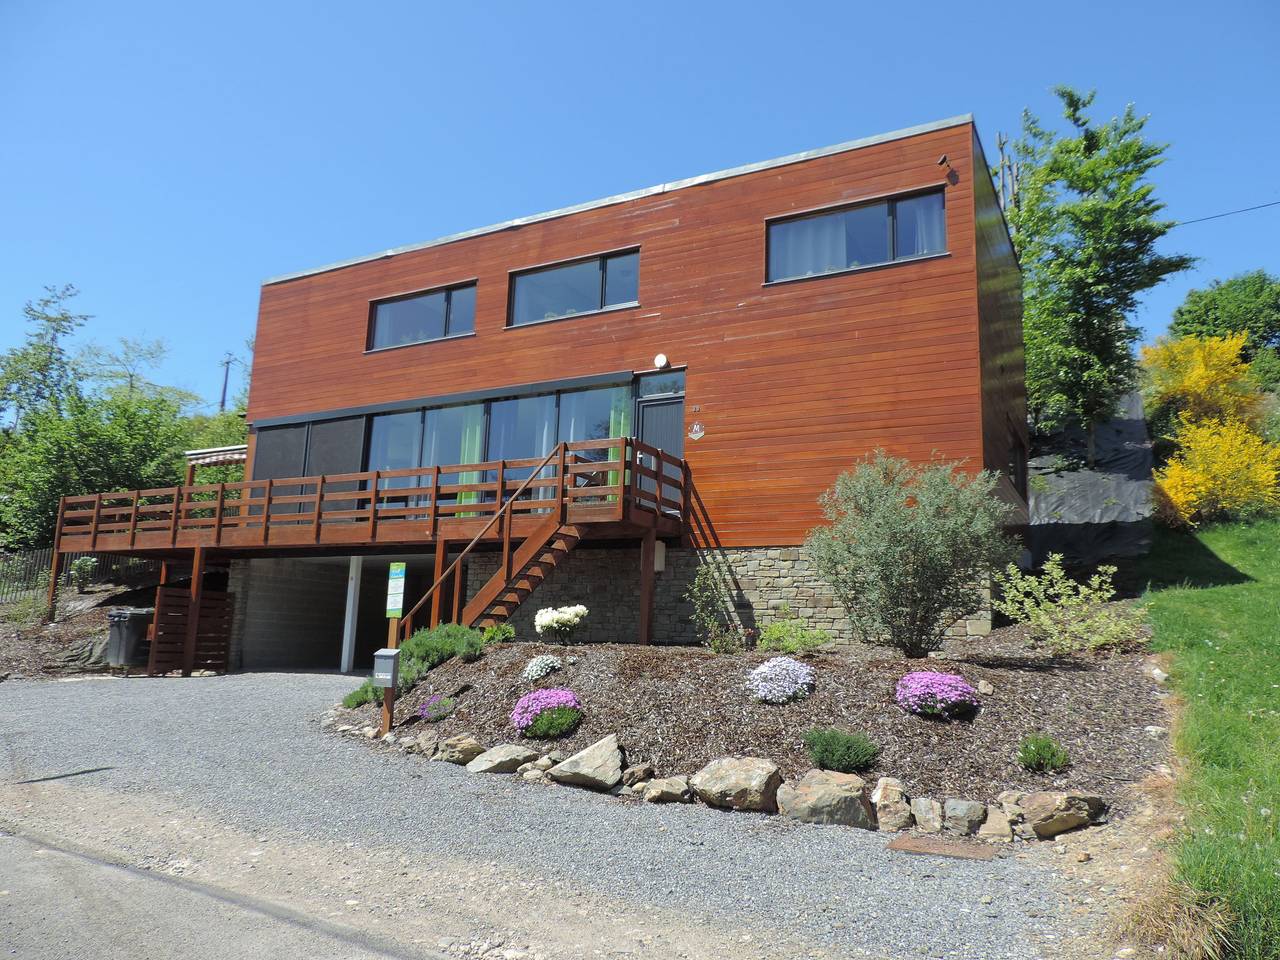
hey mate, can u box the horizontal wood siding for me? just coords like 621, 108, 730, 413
972, 130, 1028, 514
248, 123, 989, 546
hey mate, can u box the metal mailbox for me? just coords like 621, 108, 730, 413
372, 647, 400, 689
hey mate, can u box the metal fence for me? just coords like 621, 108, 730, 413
0, 547, 161, 605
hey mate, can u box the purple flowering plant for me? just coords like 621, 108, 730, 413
417, 694, 456, 723
511, 687, 582, 732
895, 671, 979, 720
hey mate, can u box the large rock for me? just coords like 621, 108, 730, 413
977, 805, 1013, 842
910, 797, 943, 833
1017, 792, 1105, 839
547, 734, 624, 790
642, 776, 691, 803
433, 733, 485, 765
466, 744, 539, 774
871, 777, 913, 832
691, 757, 782, 813
409, 731, 440, 757
943, 798, 987, 836
777, 770, 876, 829
623, 762, 656, 787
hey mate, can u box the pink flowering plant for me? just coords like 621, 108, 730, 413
895, 671, 979, 720
511, 687, 582, 732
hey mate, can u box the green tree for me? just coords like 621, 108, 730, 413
0, 285, 90, 428
1170, 269, 1280, 359
0, 390, 188, 548
1002, 88, 1194, 462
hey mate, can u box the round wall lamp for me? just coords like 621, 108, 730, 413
653, 353, 670, 369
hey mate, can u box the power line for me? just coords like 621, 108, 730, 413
1174, 199, 1280, 227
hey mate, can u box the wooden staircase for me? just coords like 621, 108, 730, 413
463, 517, 583, 627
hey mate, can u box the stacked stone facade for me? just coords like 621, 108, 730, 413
466, 544, 990, 648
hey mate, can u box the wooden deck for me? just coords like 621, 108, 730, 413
53, 437, 687, 557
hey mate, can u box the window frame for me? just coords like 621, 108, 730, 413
506, 247, 640, 329
365, 279, 479, 353
762, 185, 949, 286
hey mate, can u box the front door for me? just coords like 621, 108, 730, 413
636, 397, 685, 511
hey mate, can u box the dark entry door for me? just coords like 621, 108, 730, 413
636, 397, 684, 511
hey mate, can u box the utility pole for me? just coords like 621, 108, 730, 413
218, 353, 236, 412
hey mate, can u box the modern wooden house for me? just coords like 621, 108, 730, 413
50, 114, 1025, 673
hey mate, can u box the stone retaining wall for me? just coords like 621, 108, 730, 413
466, 544, 989, 647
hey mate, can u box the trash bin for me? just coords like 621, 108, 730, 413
107, 607, 154, 667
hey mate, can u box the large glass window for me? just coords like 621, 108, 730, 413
368, 282, 476, 350
509, 251, 639, 327
766, 190, 946, 282
366, 410, 424, 506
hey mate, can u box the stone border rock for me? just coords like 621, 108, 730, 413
325, 714, 1106, 843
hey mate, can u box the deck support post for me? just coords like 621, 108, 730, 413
182, 547, 207, 676
45, 551, 64, 624
340, 556, 362, 673
638, 526, 657, 645
430, 541, 448, 628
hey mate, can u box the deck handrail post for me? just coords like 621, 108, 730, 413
368, 470, 380, 541
312, 475, 326, 543
169, 487, 181, 545
127, 490, 141, 546
556, 442, 567, 523
429, 465, 441, 539
498, 460, 510, 580
89, 493, 103, 551
214, 483, 226, 545
261, 478, 273, 544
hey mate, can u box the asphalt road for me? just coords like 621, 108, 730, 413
0, 831, 422, 960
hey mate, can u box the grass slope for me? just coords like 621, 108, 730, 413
1134, 521, 1280, 958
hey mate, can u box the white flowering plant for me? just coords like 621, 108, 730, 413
746, 656, 815, 704
521, 654, 564, 683
534, 604, 588, 644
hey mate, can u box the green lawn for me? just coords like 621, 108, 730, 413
1131, 520, 1280, 958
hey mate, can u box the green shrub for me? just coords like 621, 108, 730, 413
685, 559, 744, 653
524, 706, 583, 739
401, 623, 486, 669
803, 728, 880, 773
757, 605, 831, 654
342, 679, 380, 709
1018, 733, 1071, 772
482, 623, 515, 646
68, 556, 97, 593
805, 452, 1015, 658
992, 553, 1142, 654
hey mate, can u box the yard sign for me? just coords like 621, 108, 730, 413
386, 562, 406, 618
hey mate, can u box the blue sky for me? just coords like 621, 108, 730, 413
2, 0, 1277, 408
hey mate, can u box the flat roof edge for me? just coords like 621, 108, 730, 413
262, 114, 974, 287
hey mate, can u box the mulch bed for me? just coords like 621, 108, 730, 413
341, 625, 1169, 808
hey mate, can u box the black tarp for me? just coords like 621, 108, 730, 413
1027, 392, 1154, 566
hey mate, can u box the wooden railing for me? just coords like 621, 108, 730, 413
54, 437, 688, 553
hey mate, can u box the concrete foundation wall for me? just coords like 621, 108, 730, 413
228, 558, 347, 670
466, 545, 991, 648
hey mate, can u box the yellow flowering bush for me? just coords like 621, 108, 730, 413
1154, 417, 1280, 526
1142, 332, 1261, 424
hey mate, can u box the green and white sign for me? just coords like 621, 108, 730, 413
386, 562, 406, 618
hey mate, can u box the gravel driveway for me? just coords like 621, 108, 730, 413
0, 673, 1080, 959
